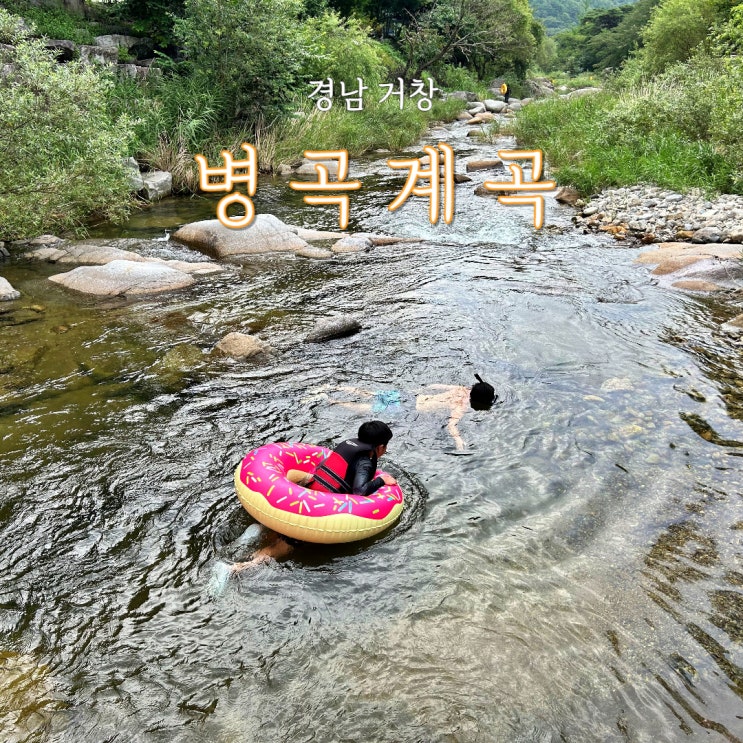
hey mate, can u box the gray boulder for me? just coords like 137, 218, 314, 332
729, 225, 743, 243
0, 277, 20, 301
79, 45, 118, 66
49, 260, 194, 296
27, 242, 146, 264
173, 214, 309, 258
484, 100, 507, 113
122, 157, 144, 192
305, 317, 362, 343
141, 171, 172, 201
466, 102, 486, 115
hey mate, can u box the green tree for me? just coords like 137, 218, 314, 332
173, 0, 305, 123
640, 0, 717, 73
0, 9, 132, 240
399, 0, 536, 80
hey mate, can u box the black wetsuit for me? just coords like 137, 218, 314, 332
310, 438, 384, 497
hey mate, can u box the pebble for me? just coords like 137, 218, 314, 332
574, 186, 743, 244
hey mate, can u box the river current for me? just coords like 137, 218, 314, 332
1, 123, 742, 742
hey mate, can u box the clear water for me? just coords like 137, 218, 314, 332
1, 124, 742, 742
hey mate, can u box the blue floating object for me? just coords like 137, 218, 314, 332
371, 390, 402, 412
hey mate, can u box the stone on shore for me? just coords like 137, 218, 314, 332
49, 260, 195, 296
305, 317, 361, 343
0, 277, 20, 301
555, 187, 580, 206
140, 171, 172, 202
214, 332, 271, 359
173, 215, 309, 258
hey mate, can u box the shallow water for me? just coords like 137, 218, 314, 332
1, 124, 742, 742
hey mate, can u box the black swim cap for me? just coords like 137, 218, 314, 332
470, 374, 496, 410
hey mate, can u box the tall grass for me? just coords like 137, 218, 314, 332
515, 57, 743, 196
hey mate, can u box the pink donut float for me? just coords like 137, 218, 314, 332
234, 442, 405, 544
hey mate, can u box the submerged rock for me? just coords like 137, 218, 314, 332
331, 236, 372, 253
214, 332, 271, 359
49, 260, 195, 296
173, 215, 309, 258
305, 317, 361, 343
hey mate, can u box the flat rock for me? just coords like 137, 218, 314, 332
173, 214, 309, 258
671, 280, 724, 292
456, 111, 473, 121
291, 227, 347, 241
214, 332, 271, 359
27, 243, 147, 264
467, 112, 495, 124
331, 236, 372, 253
651, 255, 706, 275
466, 159, 503, 172
146, 258, 223, 275
453, 173, 472, 184
49, 260, 194, 296
636, 242, 742, 264
295, 246, 334, 259
305, 317, 361, 343
0, 276, 20, 301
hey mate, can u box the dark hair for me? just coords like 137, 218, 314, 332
470, 373, 496, 410
358, 420, 393, 447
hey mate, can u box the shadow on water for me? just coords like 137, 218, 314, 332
1, 124, 742, 742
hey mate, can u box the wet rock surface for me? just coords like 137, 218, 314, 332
304, 316, 362, 343
49, 260, 195, 296
173, 215, 310, 258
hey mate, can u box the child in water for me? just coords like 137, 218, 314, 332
230, 421, 396, 570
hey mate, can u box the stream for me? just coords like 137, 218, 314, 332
1, 122, 742, 742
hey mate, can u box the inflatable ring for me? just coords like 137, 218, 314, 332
234, 442, 404, 544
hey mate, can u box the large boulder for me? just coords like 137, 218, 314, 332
483, 99, 507, 113
0, 277, 20, 301
173, 214, 309, 258
140, 171, 172, 201
49, 260, 195, 296
27, 242, 147, 264
305, 317, 361, 343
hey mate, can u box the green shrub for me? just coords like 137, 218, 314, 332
1, 1, 97, 44
299, 12, 387, 89
0, 9, 133, 240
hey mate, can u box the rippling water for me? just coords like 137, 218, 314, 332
1, 124, 742, 742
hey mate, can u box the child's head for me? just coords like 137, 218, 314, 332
358, 420, 393, 453
470, 374, 496, 410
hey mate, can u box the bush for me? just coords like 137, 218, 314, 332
1, 1, 97, 44
173, 0, 305, 124
0, 10, 133, 240
299, 12, 387, 89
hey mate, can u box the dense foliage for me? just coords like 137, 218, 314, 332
529, 0, 636, 35
515, 0, 743, 196
0, 9, 133, 240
